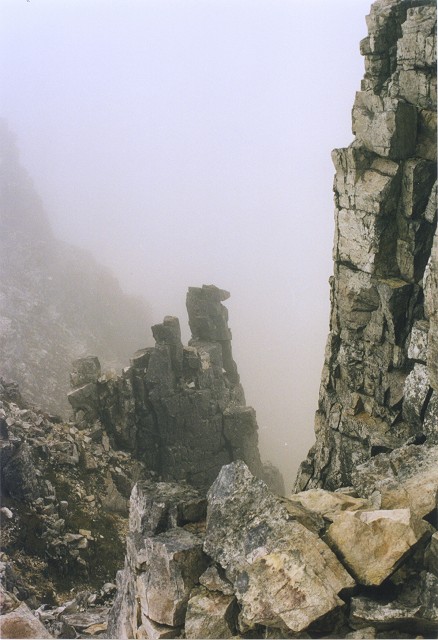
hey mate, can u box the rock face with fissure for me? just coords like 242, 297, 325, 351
68, 285, 271, 493
294, 0, 437, 493
105, 3, 438, 638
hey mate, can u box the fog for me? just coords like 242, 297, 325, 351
1, 0, 370, 490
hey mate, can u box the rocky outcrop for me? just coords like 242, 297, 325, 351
0, 377, 148, 611
0, 121, 153, 417
295, 0, 437, 492
109, 460, 437, 638
68, 285, 269, 493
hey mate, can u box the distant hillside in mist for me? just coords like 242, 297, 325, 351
0, 122, 152, 415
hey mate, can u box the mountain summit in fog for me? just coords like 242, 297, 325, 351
0, 121, 153, 415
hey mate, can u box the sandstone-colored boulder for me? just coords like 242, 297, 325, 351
326, 508, 431, 586
205, 461, 355, 633
136, 528, 208, 627
185, 588, 237, 639
0, 602, 53, 638
289, 488, 372, 522
137, 615, 181, 640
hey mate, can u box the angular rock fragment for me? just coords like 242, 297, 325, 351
185, 587, 237, 639
351, 444, 438, 519
129, 480, 206, 537
204, 461, 355, 633
350, 572, 438, 636
402, 363, 431, 426
289, 489, 372, 523
0, 601, 53, 638
70, 356, 101, 388
352, 93, 417, 159
424, 228, 438, 391
326, 508, 431, 586
136, 528, 208, 627
199, 565, 234, 595
137, 615, 180, 640
425, 532, 438, 577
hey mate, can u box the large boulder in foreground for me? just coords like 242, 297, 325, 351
0, 598, 53, 639
204, 461, 355, 633
326, 508, 431, 586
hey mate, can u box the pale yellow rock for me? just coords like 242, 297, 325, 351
236, 521, 356, 633
289, 488, 372, 522
327, 508, 431, 586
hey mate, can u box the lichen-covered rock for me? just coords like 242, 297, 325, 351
326, 508, 431, 586
129, 481, 206, 537
184, 588, 237, 639
135, 528, 208, 627
68, 286, 268, 493
351, 444, 438, 519
198, 565, 234, 595
424, 228, 438, 391
204, 461, 355, 634
288, 489, 372, 523
295, 0, 437, 493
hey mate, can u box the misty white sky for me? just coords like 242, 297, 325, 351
1, 0, 371, 490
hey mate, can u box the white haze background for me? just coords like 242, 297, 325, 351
1, 0, 371, 489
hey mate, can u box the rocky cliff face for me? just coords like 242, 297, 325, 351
1, 1, 437, 639
0, 122, 153, 417
67, 284, 281, 494
107, 2, 438, 638
295, 0, 437, 492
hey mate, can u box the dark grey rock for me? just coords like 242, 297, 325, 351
70, 356, 101, 389
350, 572, 438, 637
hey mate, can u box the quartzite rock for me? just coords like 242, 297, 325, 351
184, 588, 237, 639
295, 0, 437, 493
204, 461, 355, 633
289, 489, 372, 523
326, 508, 431, 586
108, 480, 209, 638
135, 528, 208, 627
351, 444, 438, 519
